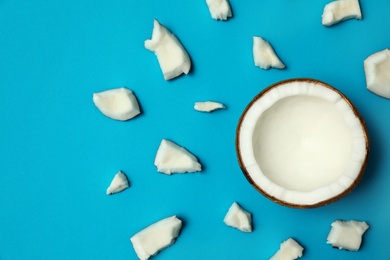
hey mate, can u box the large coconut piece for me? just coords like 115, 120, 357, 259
364, 48, 390, 99
322, 0, 362, 26
327, 220, 369, 251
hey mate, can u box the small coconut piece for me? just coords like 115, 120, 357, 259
206, 0, 232, 20
223, 202, 252, 232
364, 48, 390, 99
130, 215, 182, 260
327, 220, 369, 251
322, 0, 362, 26
194, 101, 226, 112
270, 238, 304, 260
106, 171, 129, 195
93, 87, 140, 121
253, 36, 285, 70
145, 19, 191, 80
154, 139, 202, 174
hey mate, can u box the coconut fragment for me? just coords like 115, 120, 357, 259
194, 101, 226, 112
206, 0, 232, 20
106, 171, 130, 195
93, 87, 140, 121
322, 0, 362, 26
145, 19, 191, 80
154, 139, 202, 174
270, 238, 304, 260
327, 220, 369, 251
130, 215, 182, 260
364, 48, 390, 99
223, 202, 252, 232
253, 36, 285, 70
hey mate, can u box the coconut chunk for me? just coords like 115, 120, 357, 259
145, 19, 191, 80
194, 101, 226, 112
270, 238, 304, 260
253, 36, 285, 70
223, 202, 252, 232
93, 87, 140, 121
154, 139, 202, 174
106, 171, 129, 195
327, 220, 369, 251
322, 0, 362, 26
130, 215, 182, 260
206, 0, 232, 20
364, 48, 390, 99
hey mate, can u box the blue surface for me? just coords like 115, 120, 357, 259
0, 0, 389, 259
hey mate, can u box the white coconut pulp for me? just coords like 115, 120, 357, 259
364, 48, 390, 99
223, 202, 253, 232
322, 0, 362, 27
270, 238, 304, 260
237, 79, 368, 207
130, 215, 182, 260
194, 101, 226, 112
253, 36, 285, 70
106, 171, 129, 195
327, 220, 369, 251
145, 19, 191, 80
206, 0, 232, 20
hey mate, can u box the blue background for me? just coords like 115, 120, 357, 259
0, 0, 389, 259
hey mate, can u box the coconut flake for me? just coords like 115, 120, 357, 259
253, 36, 285, 70
364, 48, 390, 99
270, 238, 304, 260
327, 220, 369, 251
106, 171, 130, 195
93, 87, 140, 121
145, 19, 191, 80
130, 215, 182, 260
223, 202, 252, 232
194, 101, 226, 112
206, 0, 232, 20
322, 0, 362, 27
154, 139, 202, 174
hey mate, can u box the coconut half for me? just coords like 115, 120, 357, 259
236, 78, 369, 208
364, 48, 390, 99
322, 0, 362, 27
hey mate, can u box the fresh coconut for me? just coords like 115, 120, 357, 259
327, 220, 369, 251
93, 87, 140, 121
223, 202, 252, 232
253, 36, 285, 70
270, 238, 304, 260
236, 79, 369, 208
154, 139, 202, 174
364, 48, 390, 99
145, 19, 191, 80
130, 215, 182, 260
194, 101, 226, 112
106, 171, 129, 195
206, 0, 232, 20
322, 0, 362, 26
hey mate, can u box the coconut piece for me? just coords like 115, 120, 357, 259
322, 0, 362, 26
223, 202, 252, 232
154, 139, 202, 174
194, 101, 226, 112
106, 171, 129, 195
93, 87, 140, 121
327, 220, 369, 251
253, 36, 285, 70
206, 0, 232, 20
130, 215, 182, 260
364, 48, 390, 99
270, 238, 304, 260
145, 19, 191, 80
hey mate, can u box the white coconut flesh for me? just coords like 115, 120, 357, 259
145, 19, 191, 80
106, 171, 130, 195
270, 238, 304, 260
237, 80, 368, 207
130, 215, 182, 260
364, 48, 390, 99
253, 36, 285, 70
223, 202, 253, 232
154, 139, 202, 174
194, 101, 226, 112
322, 0, 362, 27
93, 87, 140, 121
206, 0, 232, 20
327, 220, 369, 251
